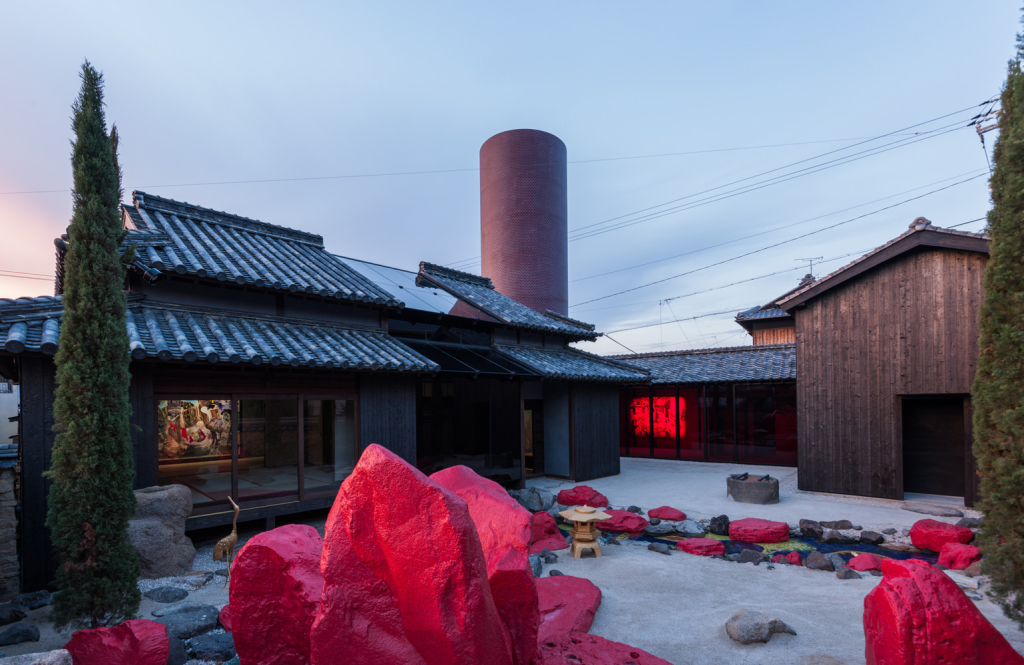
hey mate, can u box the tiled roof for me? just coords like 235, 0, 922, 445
776, 221, 988, 309
123, 191, 402, 307
494, 344, 648, 382
416, 263, 599, 339
610, 343, 796, 384
735, 305, 790, 322
0, 296, 435, 372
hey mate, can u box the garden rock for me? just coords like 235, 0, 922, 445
737, 550, 764, 565
956, 516, 982, 529
909, 519, 974, 552
596, 510, 649, 535
128, 485, 196, 579
643, 523, 676, 537
0, 605, 26, 627
536, 576, 601, 645
880, 542, 922, 554
860, 530, 885, 545
864, 559, 1024, 664
626, 505, 643, 515
64, 619, 168, 665
167, 635, 187, 665
143, 587, 188, 604
708, 515, 730, 536
836, 567, 862, 580
12, 592, 50, 611
162, 608, 219, 640
0, 650, 72, 664
847, 553, 883, 572
530, 512, 570, 555
963, 559, 984, 577
902, 502, 964, 518
804, 552, 834, 572
150, 601, 214, 618
675, 520, 706, 537
433, 465, 539, 665
511, 487, 556, 513
820, 520, 853, 530
771, 552, 802, 566
529, 555, 543, 578
556, 486, 608, 508
798, 519, 823, 539
648, 506, 686, 521
0, 623, 38, 647
728, 518, 789, 543
548, 570, 563, 577
938, 543, 982, 570
826, 553, 848, 571
647, 543, 671, 555
648, 517, 661, 525
725, 609, 796, 645
188, 633, 236, 662
679, 538, 724, 557
534, 632, 672, 665
882, 528, 897, 535
821, 529, 853, 545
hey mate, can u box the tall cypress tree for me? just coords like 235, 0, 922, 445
45, 61, 140, 629
974, 19, 1024, 628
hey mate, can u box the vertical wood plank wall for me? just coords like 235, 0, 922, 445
129, 363, 155, 488
795, 248, 986, 499
359, 372, 417, 464
752, 328, 796, 345
573, 384, 621, 482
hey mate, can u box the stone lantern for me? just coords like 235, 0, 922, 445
559, 505, 612, 558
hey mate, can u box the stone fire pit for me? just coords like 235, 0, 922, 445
727, 473, 780, 504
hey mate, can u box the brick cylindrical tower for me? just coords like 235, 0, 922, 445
480, 129, 568, 316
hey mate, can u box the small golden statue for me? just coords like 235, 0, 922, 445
559, 505, 612, 558
213, 497, 240, 588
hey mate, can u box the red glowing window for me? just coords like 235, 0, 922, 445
630, 397, 685, 438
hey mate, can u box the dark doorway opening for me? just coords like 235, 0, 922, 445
525, 399, 544, 475
902, 397, 966, 497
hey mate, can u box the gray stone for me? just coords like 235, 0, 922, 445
957, 517, 983, 529
129, 485, 196, 579
0, 623, 39, 647
804, 552, 834, 572
902, 502, 964, 518
964, 559, 984, 577
879, 542, 922, 554
626, 506, 643, 515
726, 553, 741, 562
213, 568, 229, 578
826, 553, 848, 571
727, 476, 780, 504
529, 554, 542, 578
676, 520, 706, 537
538, 549, 558, 564
860, 531, 885, 545
725, 609, 796, 644
820, 520, 853, 530
152, 601, 218, 618
224, 656, 240, 665
167, 573, 215, 589
647, 543, 671, 555
738, 550, 764, 565
643, 523, 676, 536
821, 529, 853, 544
648, 517, 661, 526
870, 570, 883, 577
0, 650, 71, 665
836, 567, 862, 580
708, 515, 730, 536
0, 605, 26, 627
935, 564, 948, 571
144, 586, 189, 603
12, 592, 50, 611
167, 635, 188, 665
548, 570, 564, 577
511, 487, 556, 513
162, 607, 219, 640
189, 633, 236, 661
882, 528, 897, 535
799, 519, 823, 539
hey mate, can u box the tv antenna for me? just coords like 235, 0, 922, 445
796, 256, 823, 278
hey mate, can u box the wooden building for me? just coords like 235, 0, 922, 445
775, 219, 988, 505
0, 191, 646, 591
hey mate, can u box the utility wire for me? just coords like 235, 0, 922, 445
571, 173, 987, 307
0, 271, 52, 281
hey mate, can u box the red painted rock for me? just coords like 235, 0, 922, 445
534, 632, 673, 665
728, 517, 790, 543
231, 524, 324, 665
647, 506, 686, 521
679, 538, 725, 557
909, 519, 973, 552
847, 553, 883, 572
536, 576, 602, 646
530, 511, 570, 555
218, 604, 232, 632
596, 510, 649, 535
431, 465, 539, 665
65, 619, 169, 665
311, 444, 514, 665
938, 542, 982, 570
864, 558, 1024, 665
771, 551, 803, 566
556, 486, 609, 508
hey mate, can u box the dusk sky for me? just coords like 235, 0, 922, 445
1, 2, 1018, 355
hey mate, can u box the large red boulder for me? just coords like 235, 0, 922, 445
535, 632, 673, 665
530, 511, 570, 555
557, 486, 609, 508
728, 517, 790, 543
596, 510, 649, 535
65, 619, 169, 665
679, 538, 725, 557
864, 558, 1024, 665
536, 576, 602, 646
311, 444, 514, 665
909, 519, 973, 552
647, 506, 686, 521
847, 553, 883, 572
431, 465, 539, 665
938, 542, 982, 570
231, 524, 324, 665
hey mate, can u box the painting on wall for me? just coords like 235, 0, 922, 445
158, 399, 232, 461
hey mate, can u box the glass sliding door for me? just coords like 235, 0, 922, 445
625, 387, 652, 457
303, 398, 357, 495
237, 398, 300, 501
704, 384, 735, 462
157, 398, 233, 508
736, 383, 797, 466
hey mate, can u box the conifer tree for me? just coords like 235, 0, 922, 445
974, 19, 1024, 628
45, 61, 140, 629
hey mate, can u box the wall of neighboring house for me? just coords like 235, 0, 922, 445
752, 327, 795, 345
0, 383, 17, 443
794, 247, 986, 502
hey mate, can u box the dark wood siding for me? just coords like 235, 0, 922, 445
129, 363, 155, 489
573, 384, 621, 482
359, 373, 417, 464
795, 248, 986, 500
19, 357, 56, 592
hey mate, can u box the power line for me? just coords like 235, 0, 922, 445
0, 271, 52, 281
570, 173, 987, 307
601, 334, 638, 354
948, 216, 987, 228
